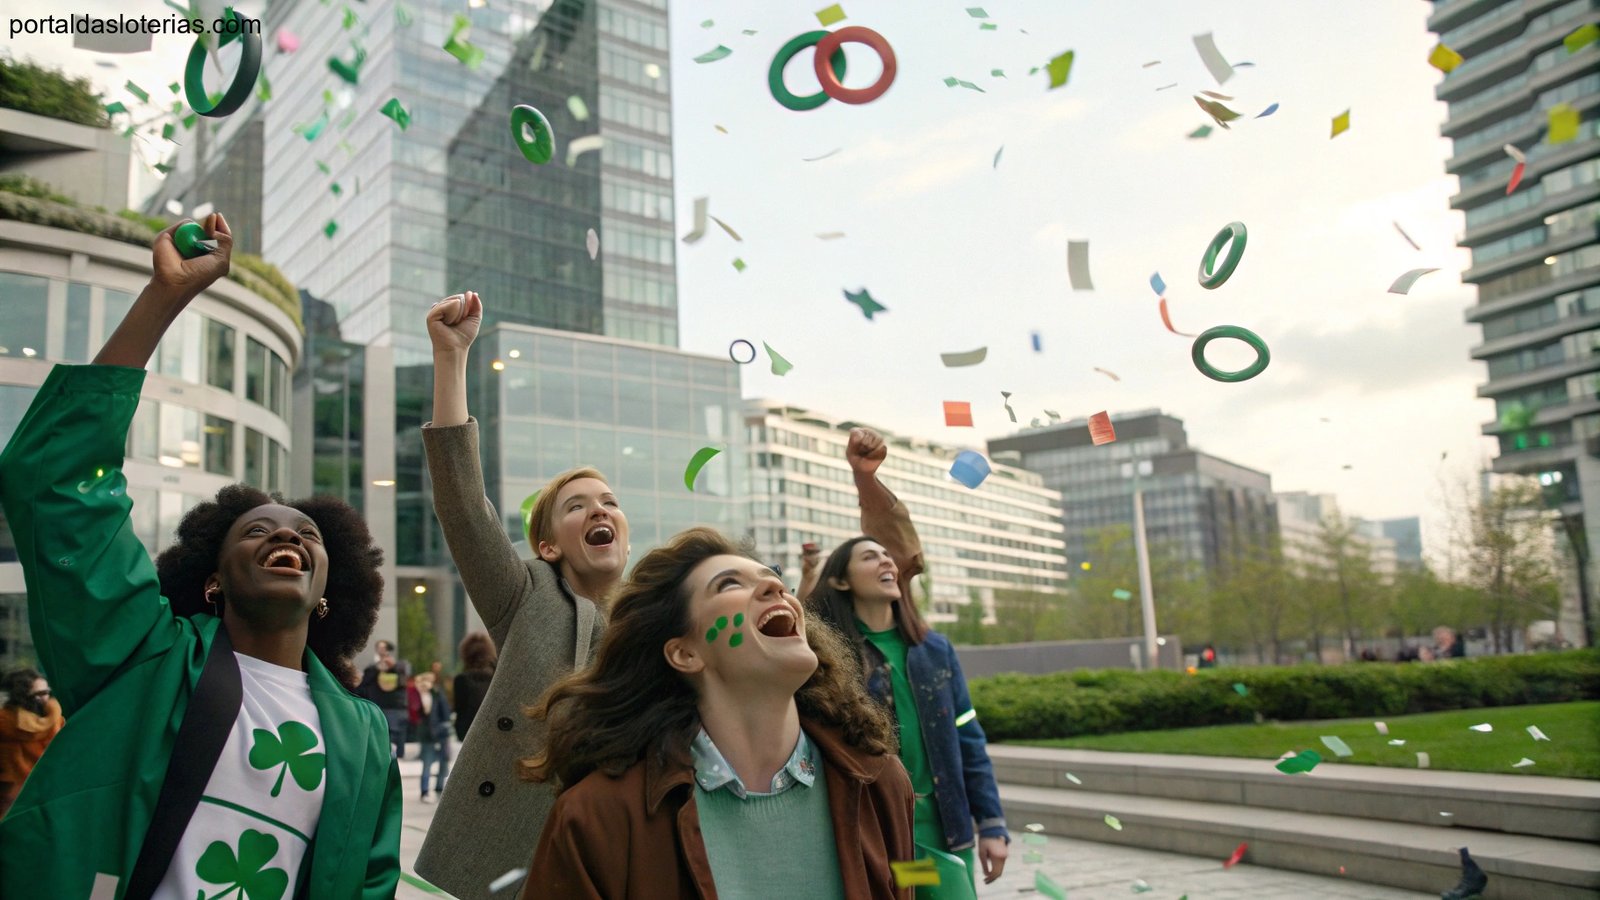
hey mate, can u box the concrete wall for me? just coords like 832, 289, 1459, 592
955, 635, 1186, 678
0, 108, 130, 210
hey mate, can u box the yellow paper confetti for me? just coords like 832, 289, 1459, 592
890, 859, 940, 888
1331, 109, 1350, 138
1548, 103, 1580, 144
815, 3, 846, 26
1428, 43, 1463, 73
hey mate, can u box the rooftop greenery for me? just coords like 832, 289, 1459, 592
0, 58, 110, 128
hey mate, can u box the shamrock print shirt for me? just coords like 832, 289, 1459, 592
153, 653, 325, 900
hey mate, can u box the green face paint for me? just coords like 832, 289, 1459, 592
729, 633, 743, 648
705, 614, 745, 645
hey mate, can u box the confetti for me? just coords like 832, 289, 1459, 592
445, 14, 485, 69
330, 182, 342, 196
329, 45, 367, 84
1275, 749, 1322, 774
940, 347, 988, 367
1064, 772, 1082, 784
694, 45, 733, 64
1469, 723, 1493, 733
1089, 411, 1116, 445
1079, 562, 1092, 571
1150, 272, 1167, 296
1233, 683, 1248, 696
257, 73, 272, 102
1112, 589, 1133, 600
1104, 814, 1122, 831
1548, 103, 1580, 143
1157, 83, 1180, 91
966, 7, 989, 17
764, 342, 793, 376
709, 215, 742, 242
802, 148, 842, 162
815, 3, 847, 26
1374, 721, 1389, 735
396, 3, 413, 27
1389, 740, 1408, 747
700, 18, 714, 28
297, 111, 329, 141
519, 491, 540, 538
1035, 872, 1067, 900
566, 135, 604, 167
1031, 332, 1042, 352
380, 98, 411, 130
1504, 143, 1526, 164
979, 23, 998, 31
844, 287, 887, 319
1256, 102, 1279, 118
323, 220, 338, 239
586, 228, 599, 260
1020, 833, 1048, 846
1200, 90, 1234, 100
1160, 298, 1196, 337
1023, 850, 1044, 864
890, 859, 939, 888
714, 124, 728, 133
1224, 842, 1248, 868
1045, 51, 1075, 89
1093, 367, 1121, 381
1388, 268, 1438, 294
104, 101, 128, 116
1143, 60, 1161, 68
1025, 823, 1045, 833
731, 258, 746, 272
1132, 880, 1153, 893
682, 197, 708, 244
1507, 161, 1527, 194
1513, 758, 1536, 768
1067, 240, 1095, 290
1528, 725, 1549, 741
1429, 43, 1464, 73
817, 231, 846, 240
1193, 32, 1235, 84
1331, 109, 1351, 138
944, 77, 986, 92
1565, 23, 1600, 52
993, 145, 1004, 169
683, 447, 723, 491
1188, 125, 1213, 139
1320, 736, 1354, 758
488, 868, 527, 893
1002, 391, 1017, 423
1195, 96, 1242, 128
950, 450, 992, 489
1417, 752, 1430, 768
991, 68, 1006, 77
125, 80, 149, 103
1393, 222, 1421, 251
568, 95, 590, 121
944, 401, 974, 428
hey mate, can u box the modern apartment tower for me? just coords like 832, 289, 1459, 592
1431, 0, 1599, 645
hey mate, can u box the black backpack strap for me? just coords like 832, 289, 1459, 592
122, 626, 243, 900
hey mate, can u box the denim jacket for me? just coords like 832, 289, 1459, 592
858, 488, 1009, 852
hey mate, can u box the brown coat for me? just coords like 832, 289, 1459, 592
0, 699, 64, 817
522, 720, 916, 900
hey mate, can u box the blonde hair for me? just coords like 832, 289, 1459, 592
527, 466, 611, 548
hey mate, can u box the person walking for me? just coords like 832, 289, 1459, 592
359, 639, 413, 759
452, 631, 496, 742
413, 672, 453, 803
0, 667, 64, 820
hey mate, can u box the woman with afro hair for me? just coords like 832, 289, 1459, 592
0, 214, 402, 900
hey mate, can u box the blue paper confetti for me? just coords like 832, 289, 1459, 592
950, 450, 992, 489
1150, 272, 1166, 296
1256, 102, 1279, 118
1030, 331, 1042, 352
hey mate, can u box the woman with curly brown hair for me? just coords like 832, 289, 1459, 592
521, 527, 916, 900
0, 215, 400, 900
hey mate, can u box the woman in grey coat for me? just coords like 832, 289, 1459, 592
413, 291, 630, 899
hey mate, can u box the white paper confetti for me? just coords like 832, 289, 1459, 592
1388, 268, 1439, 294
1513, 757, 1536, 768
1025, 823, 1045, 832
566, 134, 604, 167
1528, 725, 1549, 741
1504, 143, 1526, 164
586, 228, 599, 260
1064, 772, 1082, 785
1417, 752, 1431, 768
1469, 723, 1493, 733
1320, 735, 1354, 758
1374, 722, 1389, 735
489, 868, 528, 893
1067, 240, 1095, 290
682, 197, 708, 244
1387, 739, 1406, 746
1192, 32, 1235, 85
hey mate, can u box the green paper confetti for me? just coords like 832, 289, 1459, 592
700, 18, 714, 27
336, 108, 357, 130
1036, 871, 1067, 900
979, 22, 997, 31
694, 45, 733, 64
732, 258, 746, 272
1046, 50, 1075, 89
445, 14, 485, 69
1188, 125, 1213, 139
1112, 588, 1132, 600
991, 68, 1006, 77
323, 220, 338, 239
342, 5, 358, 30
1564, 23, 1599, 52
568, 95, 590, 121
1023, 850, 1043, 864
169, 81, 182, 94
1132, 879, 1153, 894
125, 81, 149, 103
162, 122, 176, 141
1275, 749, 1323, 774
1064, 772, 1082, 785
1028, 66, 1040, 75
1233, 682, 1248, 696
182, 112, 197, 130
993, 145, 1003, 168
945, 77, 985, 92
742, 29, 758, 35
256, 72, 272, 102
967, 7, 989, 17
844, 287, 887, 319
520, 490, 540, 538
331, 182, 343, 196
1320, 735, 1354, 758
1104, 814, 1122, 830
380, 98, 411, 130
764, 342, 793, 376
396, 3, 413, 27
684, 446, 722, 491
815, 3, 846, 26
104, 101, 127, 116
328, 45, 367, 85
316, 160, 331, 174
154, 162, 173, 174
1020, 834, 1047, 845
297, 111, 329, 142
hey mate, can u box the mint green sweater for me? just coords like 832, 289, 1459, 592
696, 760, 847, 900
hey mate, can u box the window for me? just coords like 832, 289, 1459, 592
270, 353, 289, 418
244, 427, 265, 488
204, 415, 233, 476
154, 312, 201, 382
159, 404, 201, 468
64, 283, 92, 362
206, 319, 236, 391
246, 338, 268, 406
0, 273, 48, 359
128, 399, 158, 461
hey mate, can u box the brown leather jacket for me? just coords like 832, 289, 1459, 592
522, 719, 915, 899
0, 698, 64, 816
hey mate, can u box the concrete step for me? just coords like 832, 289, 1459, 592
988, 746, 1600, 842
1000, 782, 1600, 900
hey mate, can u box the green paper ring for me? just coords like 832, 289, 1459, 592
769, 30, 849, 112
728, 339, 756, 364
1198, 221, 1248, 290
173, 221, 210, 259
510, 105, 556, 164
183, 10, 263, 118
1192, 325, 1270, 383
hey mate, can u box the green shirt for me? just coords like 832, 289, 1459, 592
692, 728, 846, 900
859, 623, 936, 797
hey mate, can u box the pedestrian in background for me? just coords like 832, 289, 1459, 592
413, 672, 453, 803
452, 631, 496, 742
0, 667, 64, 820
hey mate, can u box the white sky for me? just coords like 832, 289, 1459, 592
6, 0, 1497, 566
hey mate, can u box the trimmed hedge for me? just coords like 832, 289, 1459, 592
968, 650, 1600, 742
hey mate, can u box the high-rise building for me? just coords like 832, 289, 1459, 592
988, 411, 1278, 583
1377, 516, 1425, 570
1430, 0, 1598, 645
746, 404, 1068, 622
1276, 492, 1402, 580
149, 0, 690, 655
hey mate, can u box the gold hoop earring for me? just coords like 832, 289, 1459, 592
316, 597, 330, 619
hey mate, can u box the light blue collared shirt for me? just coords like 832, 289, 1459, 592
690, 727, 818, 799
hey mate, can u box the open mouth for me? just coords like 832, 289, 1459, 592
259, 545, 309, 575
756, 605, 800, 639
584, 524, 615, 547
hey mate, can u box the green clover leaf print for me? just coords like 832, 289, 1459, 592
248, 721, 326, 797
194, 828, 288, 900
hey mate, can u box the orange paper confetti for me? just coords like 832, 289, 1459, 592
1160, 298, 1196, 337
943, 401, 974, 427
1089, 411, 1116, 445
1093, 367, 1121, 382
1224, 842, 1248, 868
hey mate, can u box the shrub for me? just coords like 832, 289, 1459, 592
0, 59, 109, 128
968, 649, 1600, 742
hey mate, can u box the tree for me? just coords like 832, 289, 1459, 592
398, 592, 440, 672
0, 58, 109, 128
988, 587, 1071, 644
1314, 511, 1383, 657
1465, 479, 1563, 652
1210, 538, 1298, 664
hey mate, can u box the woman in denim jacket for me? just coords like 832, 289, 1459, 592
807, 428, 1009, 897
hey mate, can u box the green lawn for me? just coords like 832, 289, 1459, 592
1020, 701, 1600, 780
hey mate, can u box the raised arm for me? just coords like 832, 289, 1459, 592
846, 428, 925, 598
421, 292, 533, 635
0, 217, 233, 714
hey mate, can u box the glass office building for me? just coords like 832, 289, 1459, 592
1431, 0, 1599, 645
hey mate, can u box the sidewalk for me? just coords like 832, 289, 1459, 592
392, 743, 1434, 900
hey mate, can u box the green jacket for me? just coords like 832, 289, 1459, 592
0, 364, 402, 899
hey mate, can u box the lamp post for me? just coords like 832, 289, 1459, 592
1123, 456, 1160, 669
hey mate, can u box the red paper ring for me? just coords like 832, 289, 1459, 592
813, 27, 896, 105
